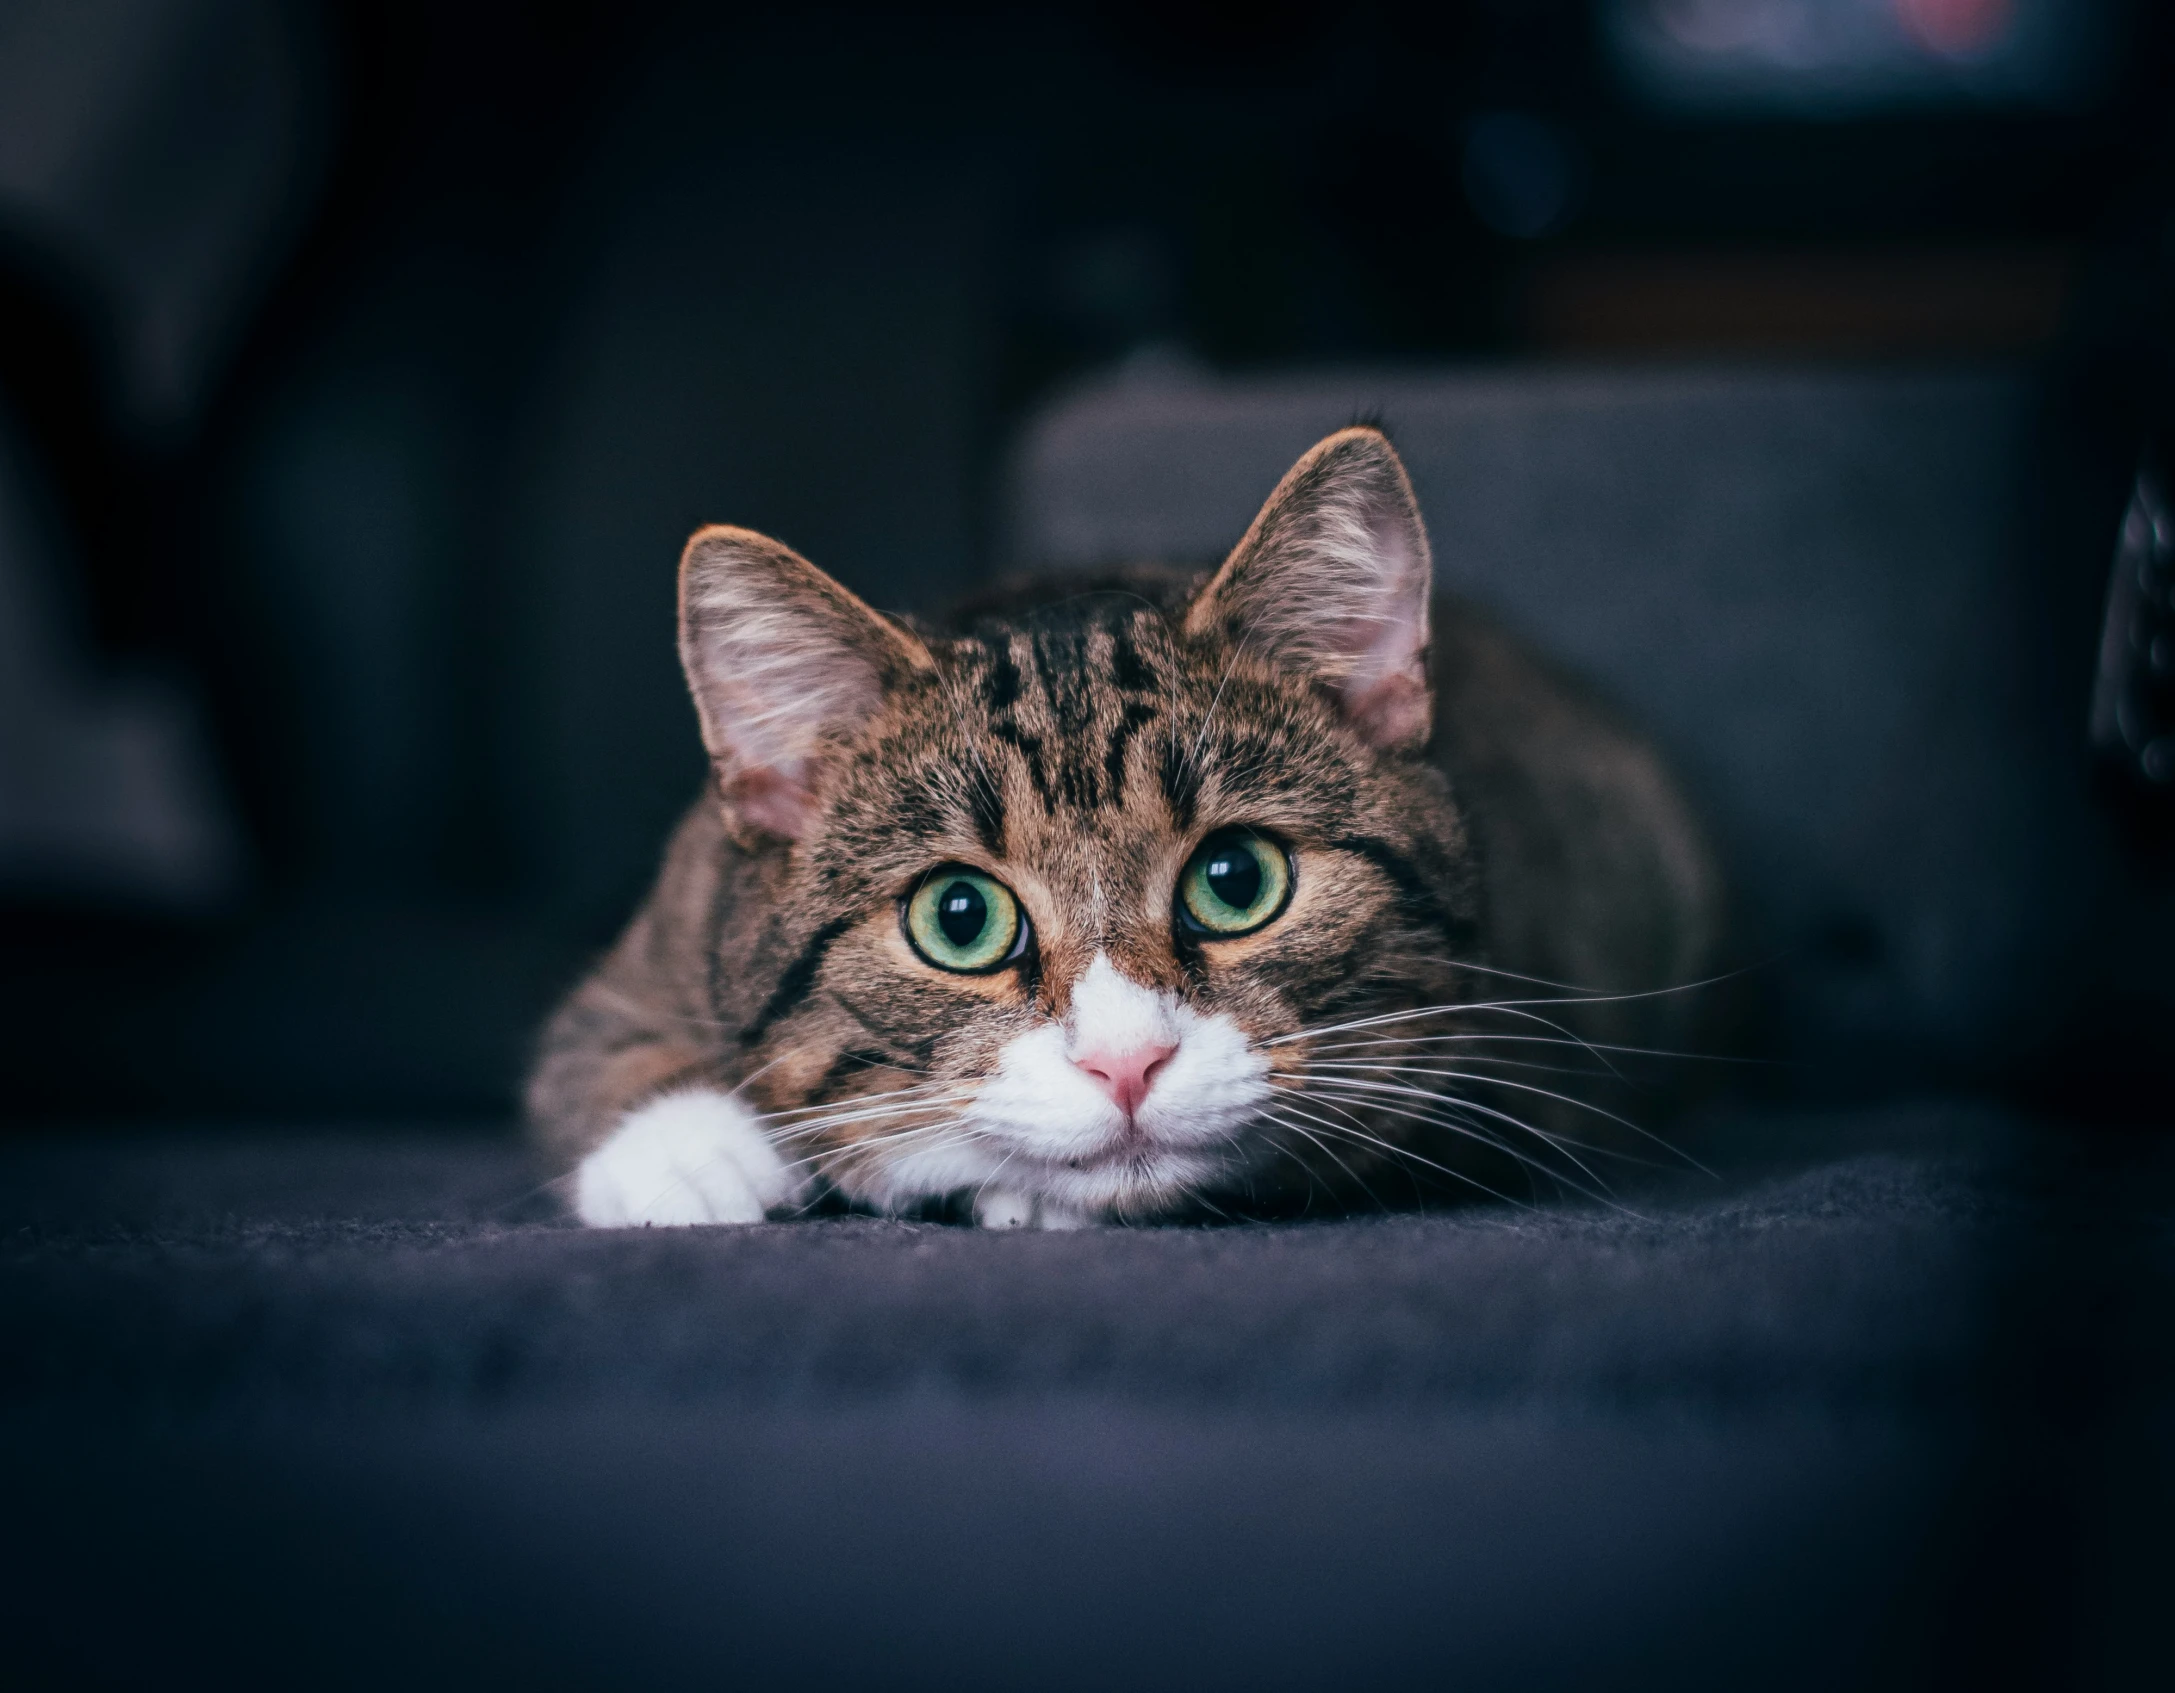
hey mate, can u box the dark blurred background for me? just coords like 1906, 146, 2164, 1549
2, 0, 2171, 1125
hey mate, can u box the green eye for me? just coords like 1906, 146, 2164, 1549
905, 869, 1026, 973
1177, 829, 1292, 937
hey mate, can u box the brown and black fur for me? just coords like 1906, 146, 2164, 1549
528, 427, 1725, 1215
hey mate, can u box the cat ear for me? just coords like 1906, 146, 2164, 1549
1182, 426, 1434, 752
678, 525, 933, 843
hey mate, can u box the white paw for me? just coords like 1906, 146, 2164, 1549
574, 1089, 801, 1228
974, 1187, 1036, 1229
973, 1188, 1096, 1231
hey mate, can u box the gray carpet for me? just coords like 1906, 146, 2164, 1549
3, 1105, 2169, 1690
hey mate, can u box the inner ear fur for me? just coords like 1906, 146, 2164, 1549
1183, 426, 1434, 752
678, 524, 932, 844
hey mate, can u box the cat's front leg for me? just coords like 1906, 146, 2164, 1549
972, 1188, 1094, 1231
574, 1088, 803, 1227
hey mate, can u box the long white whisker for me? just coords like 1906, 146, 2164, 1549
1284, 1078, 1636, 1209
1269, 1091, 1448, 1207
772, 1115, 1003, 1179
1299, 1030, 1759, 1065
1302, 1051, 1621, 1081
1272, 1081, 1576, 1203
761, 1092, 981, 1140
1257, 1106, 1397, 1211
1268, 1092, 1542, 1208
1185, 643, 1244, 778
1303, 1082, 1616, 1195
1288, 1065, 1707, 1175
1278, 1072, 1636, 1202
1280, 998, 1645, 1079
774, 1112, 989, 1156
1366, 952, 1763, 998
1249, 1116, 1344, 1216
1293, 1064, 1643, 1134
761, 1079, 965, 1121
975, 1143, 1024, 1203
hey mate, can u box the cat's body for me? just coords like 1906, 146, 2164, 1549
528, 429, 1723, 1228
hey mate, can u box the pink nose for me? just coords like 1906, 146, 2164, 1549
1072, 1042, 1177, 1119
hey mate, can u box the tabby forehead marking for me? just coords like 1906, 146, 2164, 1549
962, 613, 1172, 822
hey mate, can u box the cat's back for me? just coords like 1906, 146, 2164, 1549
1428, 591, 1725, 1045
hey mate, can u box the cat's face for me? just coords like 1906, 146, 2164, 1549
683, 428, 1478, 1221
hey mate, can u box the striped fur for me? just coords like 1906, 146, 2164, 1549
528, 429, 1725, 1223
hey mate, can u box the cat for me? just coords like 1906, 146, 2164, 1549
527, 426, 1724, 1229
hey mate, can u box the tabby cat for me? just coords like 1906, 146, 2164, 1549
528, 427, 1722, 1228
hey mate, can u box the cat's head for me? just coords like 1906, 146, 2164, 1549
682, 427, 1480, 1220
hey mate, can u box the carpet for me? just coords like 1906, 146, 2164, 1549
3, 1104, 2168, 1690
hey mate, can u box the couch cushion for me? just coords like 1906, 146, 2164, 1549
2, 1120, 2169, 1689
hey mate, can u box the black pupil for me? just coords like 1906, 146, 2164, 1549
1204, 841, 1263, 911
936, 881, 989, 948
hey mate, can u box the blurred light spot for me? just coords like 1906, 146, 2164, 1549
1461, 113, 1583, 242
1896, 0, 2014, 58
1653, 0, 1821, 62
1607, 0, 2111, 113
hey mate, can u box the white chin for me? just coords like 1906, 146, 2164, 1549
836, 1135, 1225, 1224
1027, 1147, 1229, 1215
